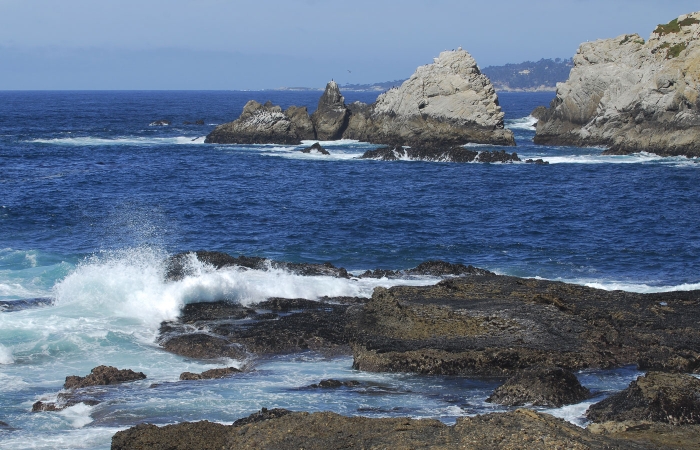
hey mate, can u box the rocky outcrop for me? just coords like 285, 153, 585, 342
348, 275, 700, 376
486, 366, 591, 407
206, 49, 515, 149
204, 101, 315, 145
587, 372, 700, 424
345, 48, 515, 148
360, 146, 520, 163
300, 142, 330, 155
179, 367, 241, 381
534, 11, 700, 157
63, 365, 146, 389
311, 81, 349, 140
111, 409, 644, 450
307, 379, 360, 389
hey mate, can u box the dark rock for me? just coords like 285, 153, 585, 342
285, 106, 316, 141
0, 297, 53, 312
349, 275, 700, 376
530, 105, 549, 120
32, 396, 100, 413
232, 407, 293, 426
164, 251, 349, 282
586, 372, 700, 425
179, 367, 241, 381
149, 120, 170, 126
183, 120, 205, 125
360, 146, 519, 163
525, 158, 549, 164
111, 409, 644, 450
177, 301, 256, 324
311, 81, 350, 140
64, 366, 146, 389
161, 334, 247, 360
486, 366, 591, 407
307, 379, 360, 389
300, 142, 330, 155
360, 261, 494, 279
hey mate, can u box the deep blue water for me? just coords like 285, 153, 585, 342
0, 90, 698, 449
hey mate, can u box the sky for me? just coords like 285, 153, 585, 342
0, 0, 698, 90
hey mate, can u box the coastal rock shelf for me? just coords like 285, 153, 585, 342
534, 11, 700, 157
205, 49, 515, 153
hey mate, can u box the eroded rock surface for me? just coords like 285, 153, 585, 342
487, 366, 590, 407
64, 366, 146, 389
311, 81, 349, 140
111, 408, 646, 450
179, 367, 241, 381
535, 11, 700, 157
587, 372, 700, 425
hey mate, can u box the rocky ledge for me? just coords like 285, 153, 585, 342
486, 366, 590, 407
534, 11, 700, 157
206, 49, 515, 151
112, 408, 643, 450
360, 145, 520, 163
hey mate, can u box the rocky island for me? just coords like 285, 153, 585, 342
534, 11, 700, 157
205, 49, 516, 159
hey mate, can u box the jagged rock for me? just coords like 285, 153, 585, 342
161, 334, 247, 360
535, 11, 700, 157
530, 105, 548, 120
32, 396, 100, 412
307, 379, 360, 389
525, 158, 549, 164
300, 142, 330, 155
64, 366, 146, 389
486, 366, 591, 407
360, 146, 519, 163
311, 81, 350, 140
111, 409, 644, 450
232, 407, 293, 426
205, 49, 514, 149
360, 261, 493, 278
204, 101, 315, 144
179, 367, 241, 381
587, 372, 700, 425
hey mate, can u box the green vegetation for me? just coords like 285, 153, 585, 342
654, 17, 699, 35
620, 35, 645, 45
668, 43, 688, 59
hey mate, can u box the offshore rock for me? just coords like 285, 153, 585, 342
534, 11, 700, 157
206, 49, 515, 149
204, 100, 315, 144
359, 261, 493, 279
587, 372, 700, 424
179, 367, 241, 381
486, 366, 591, 407
360, 146, 520, 163
64, 366, 146, 389
345, 49, 515, 148
300, 142, 330, 155
348, 275, 700, 376
307, 379, 360, 389
111, 409, 644, 450
311, 81, 350, 140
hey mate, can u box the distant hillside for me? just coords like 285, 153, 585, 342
481, 58, 573, 92
339, 80, 407, 92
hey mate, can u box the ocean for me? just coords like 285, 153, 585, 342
0, 90, 698, 449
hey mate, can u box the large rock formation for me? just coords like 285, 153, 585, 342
486, 366, 591, 407
206, 49, 515, 150
534, 11, 700, 157
204, 100, 315, 145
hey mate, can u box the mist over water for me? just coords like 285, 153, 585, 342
1, 90, 699, 449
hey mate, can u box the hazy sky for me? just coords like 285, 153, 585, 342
0, 0, 697, 89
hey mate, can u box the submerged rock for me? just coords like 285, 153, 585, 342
534, 11, 700, 157
111, 408, 642, 450
486, 366, 591, 407
300, 142, 330, 155
204, 100, 315, 145
359, 260, 493, 278
179, 367, 241, 381
149, 120, 170, 126
360, 146, 520, 163
307, 379, 360, 389
206, 49, 515, 150
64, 366, 146, 389
586, 372, 700, 425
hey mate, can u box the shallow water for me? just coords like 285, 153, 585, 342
0, 90, 697, 449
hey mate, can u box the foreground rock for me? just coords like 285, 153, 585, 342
206, 49, 515, 150
587, 372, 700, 424
112, 408, 643, 450
487, 366, 590, 407
300, 142, 330, 155
349, 275, 700, 376
360, 146, 520, 163
33, 366, 146, 412
535, 11, 700, 157
204, 101, 315, 145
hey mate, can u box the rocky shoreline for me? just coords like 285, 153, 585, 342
206, 49, 515, 155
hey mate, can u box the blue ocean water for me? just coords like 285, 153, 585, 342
0, 90, 698, 449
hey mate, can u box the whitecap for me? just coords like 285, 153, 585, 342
505, 115, 537, 131
0, 344, 14, 364
58, 403, 95, 428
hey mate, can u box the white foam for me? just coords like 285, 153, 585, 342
300, 139, 362, 147
505, 116, 538, 131
0, 344, 14, 364
542, 401, 595, 427
535, 151, 699, 166
59, 403, 95, 428
529, 275, 700, 294
30, 136, 206, 146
